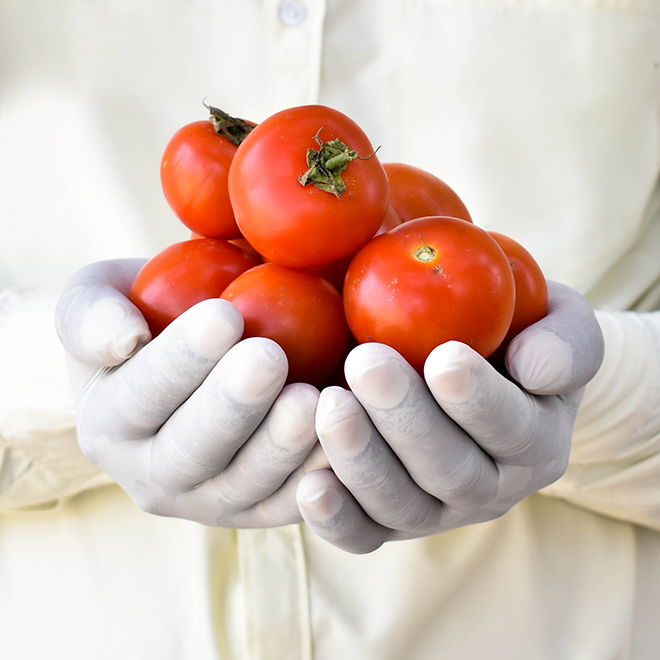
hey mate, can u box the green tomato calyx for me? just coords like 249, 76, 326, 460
299, 128, 378, 198
204, 101, 254, 146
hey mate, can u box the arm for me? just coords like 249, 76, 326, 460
0, 286, 111, 510
540, 309, 660, 529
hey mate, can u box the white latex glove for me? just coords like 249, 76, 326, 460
55, 259, 328, 527
297, 281, 604, 553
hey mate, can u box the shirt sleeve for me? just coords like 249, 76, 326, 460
0, 288, 112, 511
541, 309, 660, 531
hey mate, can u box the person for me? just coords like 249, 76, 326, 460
1, 1, 659, 658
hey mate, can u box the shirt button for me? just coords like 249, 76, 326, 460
278, 0, 307, 26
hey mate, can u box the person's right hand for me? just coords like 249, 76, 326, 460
55, 258, 327, 527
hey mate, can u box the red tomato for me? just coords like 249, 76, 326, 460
343, 216, 516, 373
489, 231, 548, 355
378, 203, 405, 234
323, 333, 359, 390
128, 238, 259, 336
228, 105, 390, 268
383, 162, 472, 224
228, 237, 263, 264
221, 263, 349, 387
309, 204, 403, 293
191, 231, 263, 264
161, 120, 245, 239
309, 253, 355, 293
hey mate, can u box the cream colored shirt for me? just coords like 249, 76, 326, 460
1, 1, 660, 658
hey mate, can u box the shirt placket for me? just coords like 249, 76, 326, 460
237, 525, 312, 659
235, 4, 325, 657
257, 0, 327, 118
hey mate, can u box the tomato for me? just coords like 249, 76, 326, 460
488, 231, 548, 357
343, 216, 516, 373
309, 204, 402, 292
228, 104, 390, 268
128, 238, 259, 336
323, 333, 359, 390
309, 253, 355, 293
191, 231, 263, 263
160, 114, 253, 239
227, 237, 263, 263
221, 263, 349, 387
378, 203, 405, 234
383, 162, 472, 224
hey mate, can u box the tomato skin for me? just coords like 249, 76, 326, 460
309, 253, 355, 293
221, 263, 349, 387
383, 162, 472, 224
309, 205, 401, 292
378, 203, 404, 234
343, 216, 516, 373
128, 238, 259, 336
191, 231, 263, 264
160, 120, 243, 239
489, 231, 548, 351
228, 105, 390, 269
228, 237, 263, 264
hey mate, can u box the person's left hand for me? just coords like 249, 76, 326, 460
297, 281, 604, 553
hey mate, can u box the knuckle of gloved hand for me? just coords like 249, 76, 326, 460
259, 495, 305, 527
426, 459, 499, 508
532, 411, 573, 486
265, 382, 320, 451
132, 490, 172, 518
479, 505, 514, 524
76, 428, 105, 467
537, 450, 570, 488
378, 502, 438, 535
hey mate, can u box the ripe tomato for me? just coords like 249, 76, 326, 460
310, 204, 402, 292
227, 237, 263, 264
309, 253, 355, 293
161, 115, 253, 239
228, 105, 390, 268
191, 231, 263, 263
383, 162, 472, 224
378, 203, 405, 233
221, 263, 349, 387
489, 231, 548, 356
343, 216, 516, 373
128, 238, 259, 336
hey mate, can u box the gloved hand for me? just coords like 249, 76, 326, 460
55, 258, 328, 527
297, 281, 605, 553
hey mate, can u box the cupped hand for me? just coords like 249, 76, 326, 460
55, 259, 327, 527
297, 281, 605, 553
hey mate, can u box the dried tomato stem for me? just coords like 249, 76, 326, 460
203, 101, 254, 146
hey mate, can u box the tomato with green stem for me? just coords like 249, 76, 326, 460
228, 104, 390, 269
160, 106, 255, 239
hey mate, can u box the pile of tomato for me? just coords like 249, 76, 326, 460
129, 104, 548, 388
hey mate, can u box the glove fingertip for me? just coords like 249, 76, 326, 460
505, 329, 574, 395
77, 293, 151, 367
178, 298, 244, 360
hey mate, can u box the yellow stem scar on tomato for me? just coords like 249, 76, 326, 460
412, 236, 437, 263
